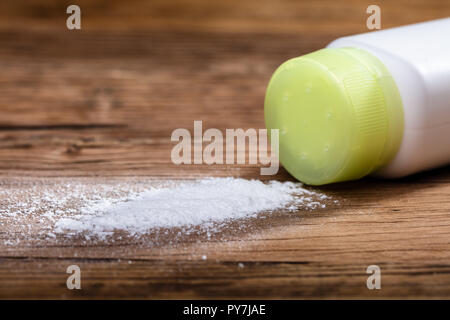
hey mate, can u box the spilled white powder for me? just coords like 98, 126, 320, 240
54, 178, 326, 237
0, 177, 334, 245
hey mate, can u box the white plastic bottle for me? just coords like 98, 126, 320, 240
329, 17, 450, 178
265, 18, 450, 185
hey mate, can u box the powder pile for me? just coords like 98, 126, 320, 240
0, 177, 334, 244
55, 178, 326, 237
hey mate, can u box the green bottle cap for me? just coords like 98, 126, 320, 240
264, 47, 404, 185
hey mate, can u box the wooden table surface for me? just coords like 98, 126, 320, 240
0, 0, 450, 299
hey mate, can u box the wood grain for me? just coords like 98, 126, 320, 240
0, 0, 450, 299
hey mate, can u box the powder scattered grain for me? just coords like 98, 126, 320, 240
0, 177, 334, 245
